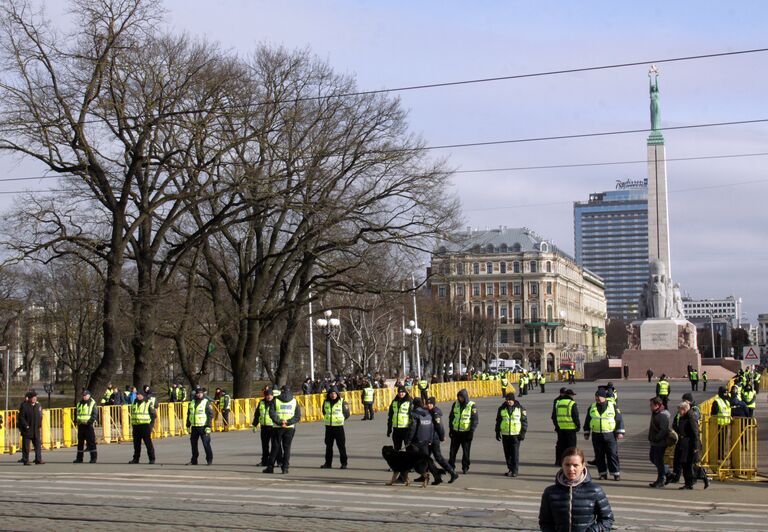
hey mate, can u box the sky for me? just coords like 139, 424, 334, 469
2, 1, 767, 323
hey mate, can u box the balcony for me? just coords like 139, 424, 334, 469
524, 319, 565, 329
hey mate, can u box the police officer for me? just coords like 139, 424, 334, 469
552, 388, 580, 465
253, 387, 281, 466
690, 368, 699, 391
448, 389, 478, 474
129, 389, 156, 464
426, 396, 458, 483
584, 388, 625, 481
539, 373, 546, 393
143, 385, 156, 408
605, 382, 618, 405
519, 372, 528, 396
702, 371, 708, 392
73, 390, 98, 464
361, 380, 375, 421
656, 374, 670, 409
320, 386, 349, 469
710, 386, 732, 463
100, 384, 114, 406
186, 386, 213, 465
742, 384, 756, 417
219, 389, 231, 431
495, 392, 527, 477
500, 373, 510, 397
264, 385, 301, 474
408, 397, 443, 485
417, 376, 430, 402
387, 386, 413, 450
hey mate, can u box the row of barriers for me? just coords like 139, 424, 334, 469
1, 372, 573, 454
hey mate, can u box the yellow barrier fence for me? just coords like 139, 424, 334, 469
0, 379, 520, 454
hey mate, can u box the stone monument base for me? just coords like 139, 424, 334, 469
621, 348, 700, 380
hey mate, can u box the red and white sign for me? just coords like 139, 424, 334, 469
743, 346, 760, 366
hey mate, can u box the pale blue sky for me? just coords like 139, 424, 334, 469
3, 1, 767, 322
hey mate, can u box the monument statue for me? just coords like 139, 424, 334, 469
638, 259, 684, 320
649, 65, 661, 131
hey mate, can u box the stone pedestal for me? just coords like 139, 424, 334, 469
621, 318, 701, 379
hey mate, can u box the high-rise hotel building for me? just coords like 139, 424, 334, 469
574, 182, 649, 320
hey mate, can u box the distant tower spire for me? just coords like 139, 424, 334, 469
648, 65, 664, 145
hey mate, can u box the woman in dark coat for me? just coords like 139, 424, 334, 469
539, 447, 614, 532
675, 401, 710, 489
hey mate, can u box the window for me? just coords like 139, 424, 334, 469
500, 305, 508, 319
546, 329, 555, 342
473, 263, 480, 275
513, 282, 521, 296
487, 304, 494, 317
513, 261, 521, 273
546, 282, 553, 295
513, 329, 522, 343
547, 306, 553, 321
473, 283, 480, 296
499, 329, 509, 344
473, 306, 481, 316
456, 263, 464, 275
530, 282, 539, 295
486, 262, 493, 274
513, 305, 521, 323
486, 282, 494, 296
530, 261, 538, 273
500, 283, 508, 296
438, 286, 446, 298
500, 262, 507, 274
456, 285, 465, 297
531, 305, 539, 320
546, 261, 552, 273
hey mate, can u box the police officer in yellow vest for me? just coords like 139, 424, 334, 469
361, 381, 375, 421
710, 386, 732, 462
73, 390, 98, 464
320, 386, 350, 469
584, 388, 625, 481
742, 384, 756, 418
264, 385, 302, 474
387, 386, 413, 450
253, 386, 282, 466
551, 388, 580, 465
519, 373, 528, 396
656, 375, 670, 409
539, 373, 546, 393
417, 377, 430, 402
500, 374, 510, 397
129, 389, 156, 464
218, 389, 231, 431
495, 392, 527, 477
448, 389, 478, 474
689, 368, 699, 391
100, 384, 114, 405
186, 386, 214, 465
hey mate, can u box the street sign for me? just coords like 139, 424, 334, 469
743, 346, 760, 366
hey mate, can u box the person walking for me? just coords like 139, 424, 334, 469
656, 375, 670, 408
18, 391, 44, 465
361, 380, 375, 421
426, 397, 458, 483
676, 401, 709, 490
186, 387, 214, 465
539, 373, 546, 393
519, 372, 528, 396
539, 447, 614, 532
648, 396, 672, 488
690, 368, 699, 391
584, 389, 624, 481
407, 397, 443, 485
702, 371, 708, 392
264, 386, 301, 474
218, 389, 231, 431
552, 388, 580, 466
129, 389, 156, 464
387, 386, 413, 450
495, 392, 527, 477
646, 368, 654, 383
73, 390, 98, 464
252, 387, 281, 466
320, 386, 350, 469
448, 389, 478, 474
500, 373, 510, 397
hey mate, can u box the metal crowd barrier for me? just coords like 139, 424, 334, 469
0, 378, 525, 454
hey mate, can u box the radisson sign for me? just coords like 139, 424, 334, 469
615, 178, 648, 190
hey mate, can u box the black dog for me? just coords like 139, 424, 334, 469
382, 444, 432, 487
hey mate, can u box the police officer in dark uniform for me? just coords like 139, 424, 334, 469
73, 390, 98, 464
448, 389, 478, 474
264, 385, 302, 474
584, 388, 625, 481
407, 397, 443, 485
129, 389, 156, 464
495, 392, 527, 477
387, 386, 412, 450
186, 386, 213, 465
320, 386, 350, 469
551, 388, 580, 465
426, 396, 458, 483
252, 386, 281, 466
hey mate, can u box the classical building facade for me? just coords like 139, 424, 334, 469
430, 227, 607, 373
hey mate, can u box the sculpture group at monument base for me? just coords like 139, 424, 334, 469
621, 348, 701, 380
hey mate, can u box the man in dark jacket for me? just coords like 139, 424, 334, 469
407, 397, 442, 485
320, 386, 350, 469
551, 388, 580, 465
426, 397, 458, 483
18, 391, 44, 465
186, 386, 214, 465
264, 386, 302, 474
584, 389, 624, 481
73, 389, 98, 464
675, 401, 709, 489
387, 386, 413, 451
252, 386, 281, 466
129, 389, 156, 464
448, 389, 478, 474
648, 396, 672, 488
495, 392, 528, 477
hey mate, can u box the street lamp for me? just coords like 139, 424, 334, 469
403, 320, 422, 379
316, 310, 340, 376
43, 381, 53, 409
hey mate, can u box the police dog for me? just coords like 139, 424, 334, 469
381, 444, 431, 487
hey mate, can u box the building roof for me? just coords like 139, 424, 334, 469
435, 227, 554, 253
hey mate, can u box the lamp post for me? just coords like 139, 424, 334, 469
1, 345, 8, 413
316, 310, 340, 377
403, 320, 422, 380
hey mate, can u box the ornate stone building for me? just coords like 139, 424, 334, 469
430, 227, 607, 372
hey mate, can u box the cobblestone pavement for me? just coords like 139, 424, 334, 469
1, 380, 767, 531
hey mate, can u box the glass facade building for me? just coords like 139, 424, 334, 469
574, 187, 649, 320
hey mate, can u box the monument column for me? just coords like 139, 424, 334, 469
646, 65, 672, 278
